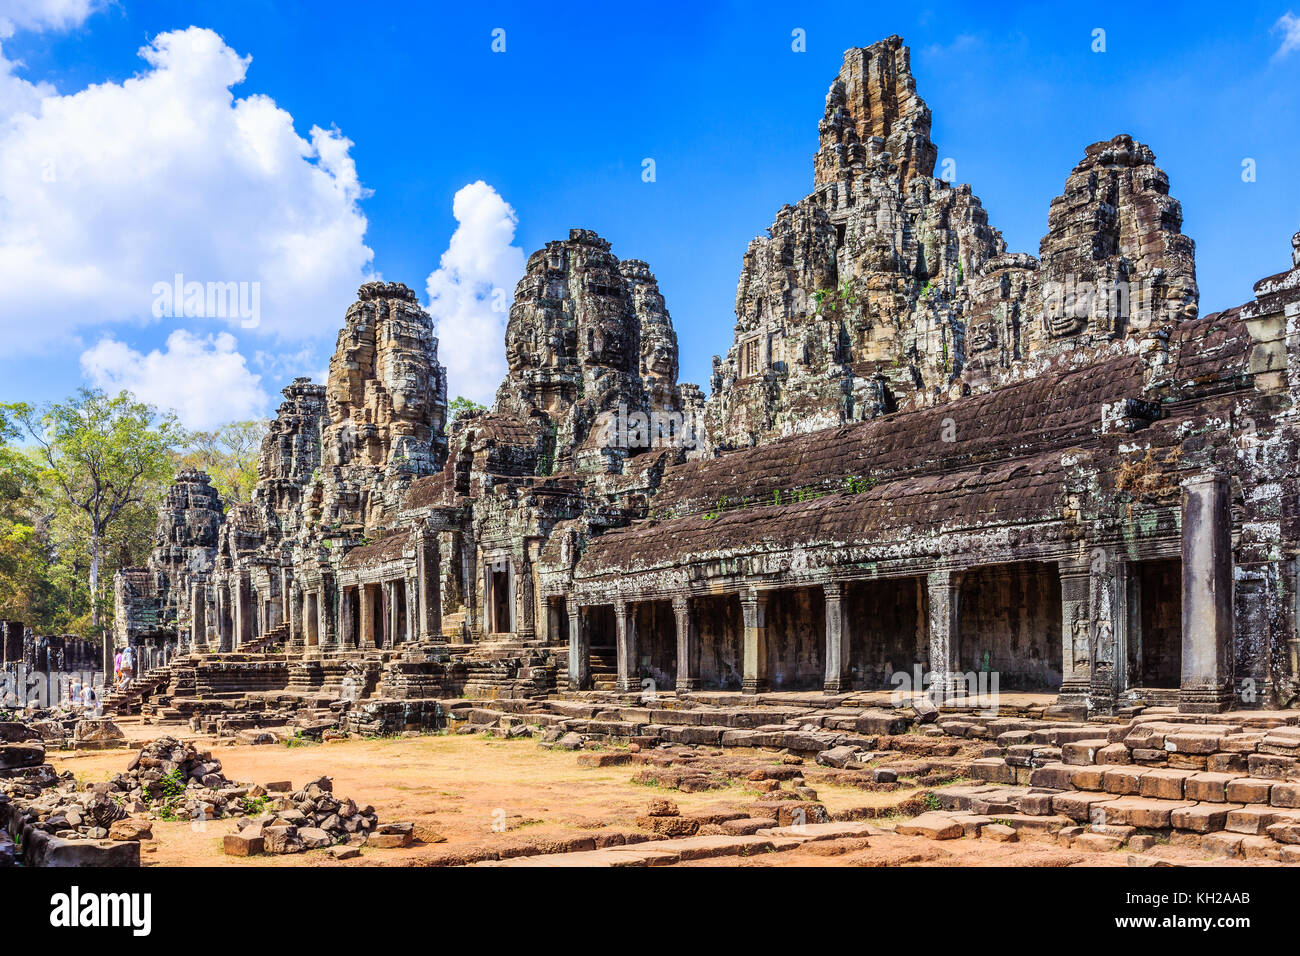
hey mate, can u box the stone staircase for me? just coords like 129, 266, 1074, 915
239, 622, 289, 655
104, 661, 178, 715
957, 710, 1300, 859
587, 647, 617, 692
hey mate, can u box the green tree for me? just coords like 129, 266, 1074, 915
14, 389, 184, 631
446, 395, 486, 434
0, 404, 56, 623
179, 419, 267, 504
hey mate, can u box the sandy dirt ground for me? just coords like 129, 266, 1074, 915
45, 729, 1266, 867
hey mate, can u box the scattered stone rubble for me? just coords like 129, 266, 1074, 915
0, 732, 412, 866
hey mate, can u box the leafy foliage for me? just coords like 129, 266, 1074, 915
177, 419, 267, 505
446, 395, 486, 434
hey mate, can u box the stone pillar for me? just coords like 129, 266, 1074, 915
235, 576, 253, 650
614, 600, 639, 693
416, 530, 441, 641
672, 595, 698, 692
217, 585, 232, 653
288, 582, 303, 652
741, 588, 769, 695
567, 598, 589, 690
1087, 548, 1128, 716
462, 544, 479, 641
359, 585, 374, 649
1056, 557, 1092, 708
516, 549, 536, 640
823, 582, 851, 693
1180, 474, 1235, 713
926, 570, 962, 703
337, 586, 354, 650
380, 581, 394, 649
319, 574, 337, 650
402, 576, 414, 643
189, 583, 207, 653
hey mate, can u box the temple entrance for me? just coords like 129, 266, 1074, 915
305, 592, 319, 647
957, 562, 1062, 691
764, 587, 824, 691
547, 597, 569, 646
393, 583, 408, 644
585, 604, 617, 689
366, 583, 384, 647
632, 600, 676, 688
845, 577, 923, 689
346, 587, 361, 647
694, 593, 742, 691
1129, 558, 1182, 689
487, 564, 512, 633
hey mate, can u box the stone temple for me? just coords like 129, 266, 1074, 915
113, 35, 1300, 724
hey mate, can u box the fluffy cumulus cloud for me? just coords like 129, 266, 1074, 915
1275, 12, 1300, 58
425, 181, 526, 406
80, 330, 270, 430
0, 0, 101, 35
0, 26, 373, 356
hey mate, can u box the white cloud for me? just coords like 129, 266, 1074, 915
425, 181, 525, 405
0, 0, 101, 35
80, 329, 270, 430
0, 26, 373, 354
1275, 12, 1300, 58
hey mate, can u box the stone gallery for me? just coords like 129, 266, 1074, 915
111, 35, 1298, 724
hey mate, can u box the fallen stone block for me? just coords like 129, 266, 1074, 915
223, 832, 264, 856
895, 813, 963, 840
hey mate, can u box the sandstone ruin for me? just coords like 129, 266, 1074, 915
22, 34, 1288, 868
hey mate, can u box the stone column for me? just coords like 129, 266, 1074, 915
403, 576, 415, 643
462, 543, 479, 641
416, 530, 441, 641
383, 581, 396, 649
288, 582, 304, 652
189, 583, 207, 652
337, 586, 355, 650
672, 595, 698, 692
359, 585, 374, 648
823, 582, 851, 693
1087, 548, 1128, 715
321, 575, 338, 649
567, 598, 588, 690
516, 549, 536, 640
1056, 557, 1092, 708
301, 590, 314, 648
741, 588, 769, 695
926, 570, 962, 703
1180, 474, 1235, 713
217, 585, 231, 652
234, 576, 251, 650
614, 600, 639, 693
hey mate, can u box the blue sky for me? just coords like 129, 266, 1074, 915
1, 0, 1298, 426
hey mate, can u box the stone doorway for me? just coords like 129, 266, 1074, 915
1130, 558, 1182, 690
764, 587, 824, 691
487, 564, 512, 634
694, 593, 743, 691
845, 577, 923, 689
632, 600, 676, 689
957, 562, 1062, 691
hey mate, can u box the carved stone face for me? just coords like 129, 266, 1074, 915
966, 312, 999, 356
641, 324, 676, 384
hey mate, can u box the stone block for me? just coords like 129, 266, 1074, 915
895, 813, 963, 840
223, 833, 264, 856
